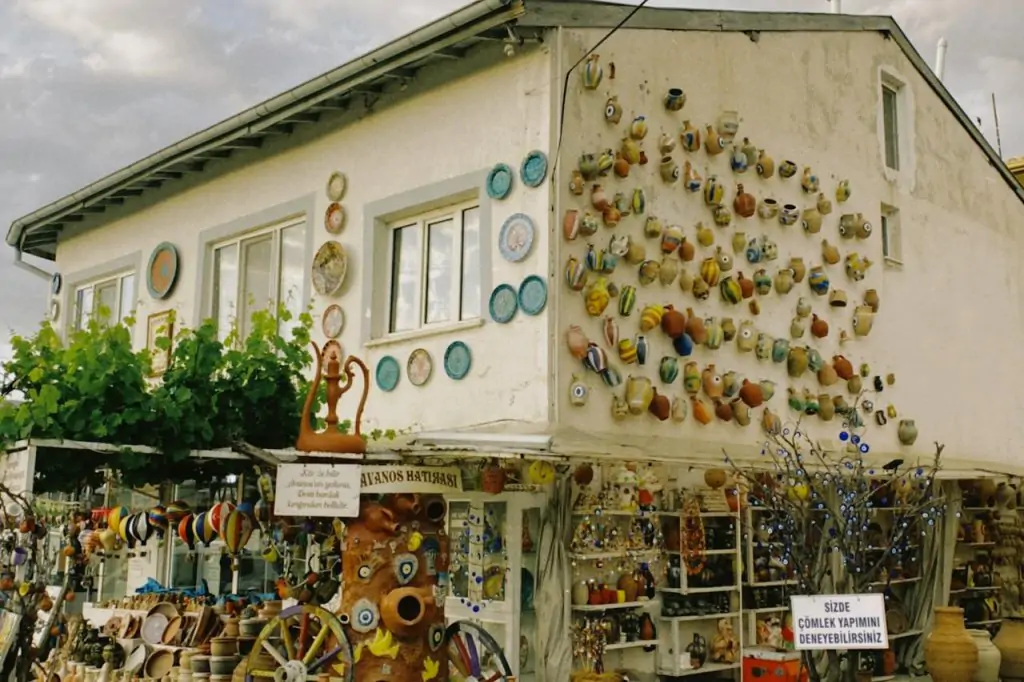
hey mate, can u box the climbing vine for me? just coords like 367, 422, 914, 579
0, 305, 397, 493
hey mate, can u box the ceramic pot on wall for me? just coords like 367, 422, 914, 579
925, 607, 978, 682
994, 616, 1024, 678
970, 629, 1001, 682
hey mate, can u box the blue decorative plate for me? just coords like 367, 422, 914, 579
147, 242, 180, 299
486, 163, 513, 200
518, 275, 548, 315
375, 355, 401, 392
498, 213, 535, 262
489, 284, 518, 323
520, 150, 548, 187
444, 341, 472, 380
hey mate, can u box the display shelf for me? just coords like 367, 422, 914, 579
888, 629, 923, 640
660, 586, 739, 595
657, 661, 741, 677
606, 640, 658, 651
572, 600, 659, 612
867, 577, 922, 588
570, 549, 661, 561
660, 612, 739, 623
949, 586, 1001, 594
746, 606, 790, 614
573, 509, 664, 518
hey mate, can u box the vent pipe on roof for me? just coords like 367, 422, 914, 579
830, 0, 842, 14
935, 37, 948, 82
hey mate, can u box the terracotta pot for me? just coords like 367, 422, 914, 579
970, 629, 1000, 682
994, 616, 1024, 678
380, 586, 436, 638
925, 607, 978, 682
617, 573, 639, 602
481, 462, 506, 494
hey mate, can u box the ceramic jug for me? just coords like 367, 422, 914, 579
836, 179, 851, 202
660, 156, 680, 183
702, 364, 724, 398
775, 268, 795, 294
658, 132, 677, 155
691, 396, 712, 424
625, 376, 654, 415
898, 419, 918, 446
683, 361, 701, 395
671, 396, 688, 422
790, 316, 806, 339
821, 239, 840, 265
680, 120, 701, 151
704, 125, 725, 155
852, 305, 875, 336
802, 206, 823, 234
733, 399, 751, 425
756, 149, 775, 178
758, 197, 779, 220
720, 276, 742, 304
925, 608, 978, 682
582, 54, 603, 89
739, 380, 763, 408
604, 96, 622, 123
736, 321, 756, 352
787, 346, 809, 378
734, 184, 756, 218
683, 160, 703, 192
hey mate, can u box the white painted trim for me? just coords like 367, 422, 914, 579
877, 66, 916, 192
61, 251, 143, 339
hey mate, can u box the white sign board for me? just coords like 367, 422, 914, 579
0, 448, 35, 515
275, 463, 361, 517
790, 594, 888, 650
360, 465, 463, 494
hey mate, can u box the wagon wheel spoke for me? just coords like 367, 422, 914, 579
302, 621, 330, 666
297, 612, 311, 660
261, 638, 289, 667
279, 618, 297, 660
250, 670, 276, 678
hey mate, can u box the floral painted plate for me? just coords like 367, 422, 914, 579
407, 348, 433, 387
311, 241, 347, 296
375, 355, 401, 392
518, 275, 548, 315
498, 213, 535, 262
489, 283, 518, 323
520, 150, 548, 187
486, 163, 514, 200
322, 304, 345, 339
444, 341, 472, 380
147, 242, 180, 300
325, 202, 345, 234
326, 171, 347, 201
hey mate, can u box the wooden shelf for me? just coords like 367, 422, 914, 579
660, 612, 739, 622
868, 577, 922, 588
660, 586, 739, 595
606, 639, 658, 651
571, 600, 658, 612
888, 629, 923, 640
569, 549, 661, 561
746, 607, 790, 614
750, 580, 798, 587
658, 661, 741, 677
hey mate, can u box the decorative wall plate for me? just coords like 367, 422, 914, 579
48, 300, 60, 322
311, 241, 347, 296
498, 213, 535, 262
407, 348, 433, 387
50, 272, 62, 296
325, 202, 345, 234
489, 284, 518, 323
518, 275, 548, 315
326, 171, 347, 201
486, 163, 513, 200
520, 150, 549, 187
322, 305, 345, 339
444, 341, 472, 380
375, 355, 401, 392
147, 242, 180, 299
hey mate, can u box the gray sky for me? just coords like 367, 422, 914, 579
0, 0, 1020, 353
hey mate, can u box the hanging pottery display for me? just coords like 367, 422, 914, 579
582, 54, 603, 89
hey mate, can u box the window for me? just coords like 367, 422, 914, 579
881, 204, 903, 264
210, 217, 306, 341
73, 272, 135, 330
386, 201, 481, 334
882, 83, 900, 170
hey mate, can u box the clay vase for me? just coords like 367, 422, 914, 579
733, 184, 756, 218
811, 314, 829, 339
617, 573, 640, 602
737, 272, 754, 299
832, 355, 854, 380
566, 325, 589, 360
994, 616, 1024, 678
739, 380, 764, 408
775, 268, 794, 294
714, 399, 733, 422
685, 309, 708, 345
692, 396, 712, 425
970, 629, 1001, 682
925, 607, 977, 682
864, 288, 881, 312
678, 238, 696, 262
821, 239, 840, 265
649, 389, 670, 421
898, 419, 919, 446
640, 613, 657, 641
789, 257, 807, 283
662, 305, 686, 338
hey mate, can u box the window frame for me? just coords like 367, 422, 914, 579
880, 204, 903, 267
72, 271, 136, 331
881, 83, 900, 171
383, 199, 481, 336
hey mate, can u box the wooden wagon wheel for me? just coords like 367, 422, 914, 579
445, 620, 514, 682
245, 603, 353, 682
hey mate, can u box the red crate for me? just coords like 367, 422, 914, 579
743, 655, 810, 682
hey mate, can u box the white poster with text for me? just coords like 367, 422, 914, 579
790, 594, 889, 650
275, 463, 361, 517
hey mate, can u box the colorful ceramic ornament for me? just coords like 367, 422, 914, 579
147, 242, 180, 300
802, 207, 823, 234
845, 253, 872, 282
326, 171, 347, 201
817, 193, 833, 215
489, 284, 518, 323
704, 125, 725, 155
733, 230, 748, 253
779, 160, 797, 178
569, 375, 590, 406
683, 161, 702, 192
658, 132, 677, 155
692, 396, 712, 425
717, 110, 739, 140
583, 343, 607, 374
621, 138, 641, 165
758, 198, 779, 220
617, 284, 636, 316
696, 223, 714, 248
661, 306, 686, 338
704, 176, 725, 206
851, 305, 875, 336
614, 153, 630, 178
629, 116, 648, 140
597, 148, 615, 175
520, 150, 548, 187
730, 146, 748, 173
570, 170, 585, 195
779, 203, 799, 226
665, 87, 686, 111
582, 54, 603, 89
659, 357, 680, 384
671, 396, 688, 422
612, 394, 629, 420
638, 260, 660, 285
753, 269, 772, 295
635, 335, 649, 365
801, 167, 819, 193
407, 349, 433, 387
618, 339, 638, 365
639, 304, 665, 332
625, 375, 654, 415
807, 266, 830, 296
680, 120, 701, 151
632, 188, 647, 214
565, 256, 587, 291
585, 277, 612, 315
672, 332, 694, 356
519, 275, 547, 315
444, 341, 472, 380
734, 185, 756, 218
578, 154, 598, 180
605, 96, 623, 123
836, 179, 851, 203
898, 419, 918, 446
486, 163, 514, 199
660, 156, 680, 183
712, 205, 732, 227
756, 150, 775, 178
659, 257, 678, 285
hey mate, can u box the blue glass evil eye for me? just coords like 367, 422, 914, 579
350, 599, 379, 633
428, 623, 445, 651
394, 553, 419, 585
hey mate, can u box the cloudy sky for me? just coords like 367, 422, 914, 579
0, 0, 1020, 353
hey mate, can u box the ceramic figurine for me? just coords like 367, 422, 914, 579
660, 156, 681, 183
645, 215, 664, 239
704, 317, 724, 349
795, 296, 811, 318
864, 289, 880, 312
821, 239, 840, 265
671, 396, 688, 422
683, 361, 701, 395
758, 197, 780, 220
779, 160, 797, 178
604, 96, 623, 124
721, 317, 736, 341
787, 346, 809, 378
734, 184, 756, 218
829, 289, 847, 307
565, 256, 588, 291
736, 321, 756, 352
617, 283, 635, 316
625, 375, 654, 415
570, 170, 585, 195
712, 205, 732, 227
730, 146, 748, 173
692, 276, 710, 301
898, 419, 918, 446
649, 389, 670, 420
704, 175, 725, 206
621, 138, 641, 165
603, 316, 619, 347
659, 132, 677, 155
717, 110, 739, 141
678, 268, 694, 293
659, 356, 680, 384
838, 213, 857, 240
579, 212, 599, 236
832, 355, 854, 380
739, 379, 763, 408
704, 125, 725, 155
754, 269, 772, 295
779, 203, 799, 226
771, 337, 789, 364
745, 237, 763, 264
801, 167, 819, 193
578, 153, 598, 180
852, 305, 875, 336
680, 120, 701, 152
569, 375, 590, 406
692, 396, 712, 425
640, 304, 665, 332
845, 252, 872, 282
683, 161, 703, 192
762, 407, 781, 435
614, 153, 630, 178
702, 365, 724, 398
696, 223, 715, 248
835, 179, 851, 203
630, 116, 648, 140
638, 260, 661, 285
790, 316, 806, 339
817, 193, 833, 215
665, 87, 686, 111
756, 149, 775, 178
754, 333, 772, 361
807, 266, 829, 296
802, 207, 823, 234
582, 54, 603, 89
737, 272, 754, 299
731, 231, 746, 254
597, 148, 615, 175
789, 257, 807, 283
612, 394, 629, 420
635, 334, 650, 365
661, 305, 686, 338
660, 257, 679, 285
775, 268, 795, 295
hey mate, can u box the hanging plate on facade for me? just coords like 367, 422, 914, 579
518, 275, 548, 315
311, 241, 347, 296
444, 341, 472, 380
520, 150, 549, 188
488, 284, 518, 324
498, 213, 535, 262
322, 305, 345, 339
407, 348, 433, 387
326, 171, 347, 201
375, 355, 401, 392
486, 163, 514, 200
147, 242, 180, 300
50, 272, 62, 296
325, 202, 346, 234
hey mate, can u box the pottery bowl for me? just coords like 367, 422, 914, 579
145, 650, 174, 679
239, 618, 266, 638
190, 655, 210, 674
208, 656, 240, 676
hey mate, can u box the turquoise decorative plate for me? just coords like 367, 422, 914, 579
147, 242, 180, 299
375, 355, 401, 392
486, 163, 513, 200
518, 275, 548, 315
489, 284, 518, 324
498, 213, 535, 262
444, 341, 472, 380
520, 150, 548, 187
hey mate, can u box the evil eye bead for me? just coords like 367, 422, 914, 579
351, 598, 380, 633
394, 553, 419, 585
428, 623, 446, 651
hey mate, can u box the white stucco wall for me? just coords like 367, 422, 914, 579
53, 45, 555, 435
554, 28, 1024, 467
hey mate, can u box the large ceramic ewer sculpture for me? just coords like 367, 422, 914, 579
296, 341, 370, 454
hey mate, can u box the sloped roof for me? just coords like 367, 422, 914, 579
8, 0, 1022, 260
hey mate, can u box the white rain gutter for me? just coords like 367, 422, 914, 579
6, 0, 520, 251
